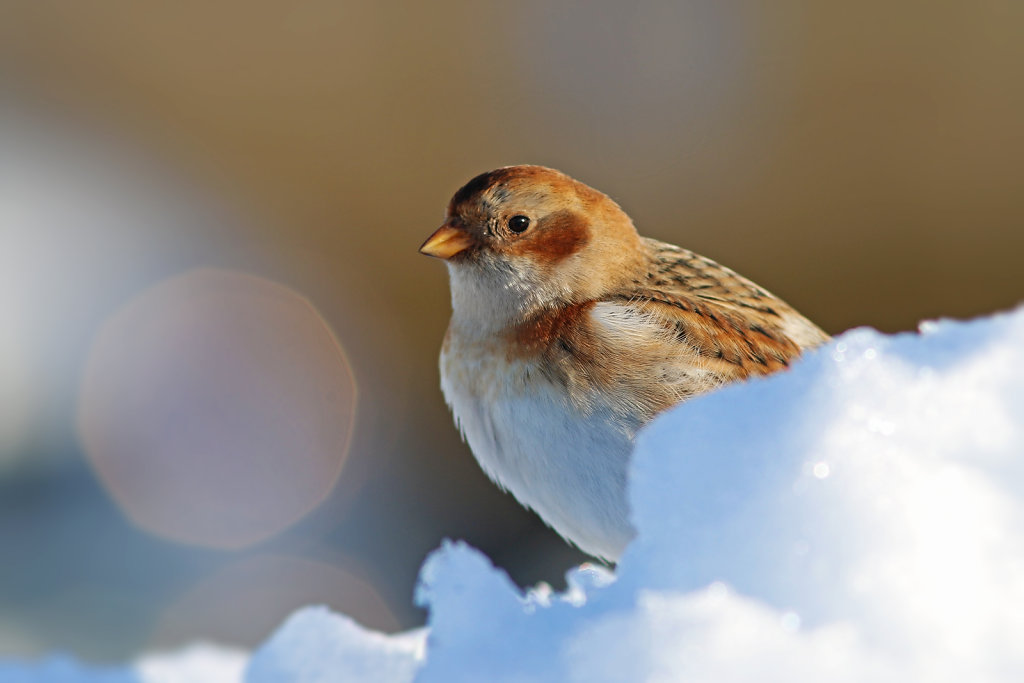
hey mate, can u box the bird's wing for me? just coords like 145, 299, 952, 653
599, 238, 830, 382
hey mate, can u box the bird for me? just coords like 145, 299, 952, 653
420, 165, 829, 562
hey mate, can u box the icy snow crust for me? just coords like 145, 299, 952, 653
7, 307, 1024, 681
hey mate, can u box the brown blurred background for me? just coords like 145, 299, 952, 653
1, 0, 1021, 663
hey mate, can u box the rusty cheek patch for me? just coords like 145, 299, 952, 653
516, 209, 590, 264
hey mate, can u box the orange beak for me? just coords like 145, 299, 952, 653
419, 224, 474, 260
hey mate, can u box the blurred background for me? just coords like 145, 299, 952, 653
1, 0, 1021, 664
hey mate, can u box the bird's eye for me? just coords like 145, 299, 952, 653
508, 215, 531, 233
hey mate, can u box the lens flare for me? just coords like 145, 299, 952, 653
77, 268, 357, 549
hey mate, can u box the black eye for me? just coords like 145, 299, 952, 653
508, 215, 531, 233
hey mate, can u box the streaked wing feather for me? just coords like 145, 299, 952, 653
602, 238, 824, 380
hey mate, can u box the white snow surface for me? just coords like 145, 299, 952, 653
0, 646, 247, 683
6, 306, 1024, 681
246, 608, 426, 683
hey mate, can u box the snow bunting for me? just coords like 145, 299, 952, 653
421, 165, 829, 561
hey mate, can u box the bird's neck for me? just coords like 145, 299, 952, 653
446, 263, 570, 335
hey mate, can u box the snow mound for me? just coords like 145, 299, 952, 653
246, 607, 425, 682
135, 645, 247, 683
6, 306, 1024, 681
0, 645, 246, 683
251, 306, 1024, 682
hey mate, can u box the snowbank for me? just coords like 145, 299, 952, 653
254, 307, 1024, 682
246, 608, 425, 682
0, 646, 247, 683
7, 306, 1024, 681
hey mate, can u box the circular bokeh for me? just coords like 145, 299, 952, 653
77, 269, 357, 549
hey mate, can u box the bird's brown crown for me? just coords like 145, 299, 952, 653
440, 165, 642, 271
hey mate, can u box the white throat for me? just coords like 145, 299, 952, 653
446, 259, 567, 334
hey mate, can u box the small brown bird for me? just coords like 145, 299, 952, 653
421, 165, 829, 561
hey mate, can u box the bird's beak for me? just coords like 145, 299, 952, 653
419, 224, 474, 260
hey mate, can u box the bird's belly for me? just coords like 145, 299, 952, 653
441, 353, 636, 561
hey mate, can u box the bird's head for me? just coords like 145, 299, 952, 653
420, 165, 644, 326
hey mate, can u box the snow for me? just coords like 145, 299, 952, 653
5, 306, 1024, 681
246, 608, 425, 683
134, 646, 248, 683
0, 646, 247, 683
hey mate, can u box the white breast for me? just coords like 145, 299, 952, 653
440, 329, 636, 561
